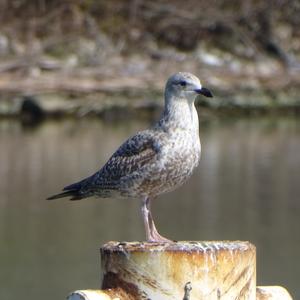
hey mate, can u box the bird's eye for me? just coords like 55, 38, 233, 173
179, 80, 187, 87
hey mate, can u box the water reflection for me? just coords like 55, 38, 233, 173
0, 116, 299, 299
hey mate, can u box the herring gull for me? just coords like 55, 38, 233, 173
47, 72, 213, 242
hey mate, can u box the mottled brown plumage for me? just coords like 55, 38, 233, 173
47, 72, 213, 242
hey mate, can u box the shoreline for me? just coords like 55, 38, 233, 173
0, 52, 299, 119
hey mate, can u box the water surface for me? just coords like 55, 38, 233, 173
0, 115, 299, 299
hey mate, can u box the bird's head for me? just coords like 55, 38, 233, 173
165, 72, 213, 102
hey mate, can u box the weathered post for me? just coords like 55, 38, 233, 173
99, 241, 256, 300
68, 241, 293, 300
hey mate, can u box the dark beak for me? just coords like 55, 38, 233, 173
195, 87, 213, 98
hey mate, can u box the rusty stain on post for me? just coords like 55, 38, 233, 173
100, 241, 256, 300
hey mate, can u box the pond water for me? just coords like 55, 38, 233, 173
0, 114, 299, 299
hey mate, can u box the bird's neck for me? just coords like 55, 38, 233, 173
158, 95, 199, 132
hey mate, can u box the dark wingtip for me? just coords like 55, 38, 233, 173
46, 195, 60, 200
46, 190, 76, 200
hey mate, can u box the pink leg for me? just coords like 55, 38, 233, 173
141, 197, 172, 243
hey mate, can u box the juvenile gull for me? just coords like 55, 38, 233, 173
47, 72, 213, 242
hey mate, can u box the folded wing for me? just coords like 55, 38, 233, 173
47, 130, 160, 200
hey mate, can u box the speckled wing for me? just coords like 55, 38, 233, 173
94, 130, 159, 185
60, 130, 161, 199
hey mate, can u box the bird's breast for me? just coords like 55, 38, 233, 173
162, 129, 200, 170
143, 129, 200, 195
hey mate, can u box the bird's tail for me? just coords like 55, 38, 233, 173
47, 177, 91, 200
47, 181, 86, 201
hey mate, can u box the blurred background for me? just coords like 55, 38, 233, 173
0, 1, 299, 299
